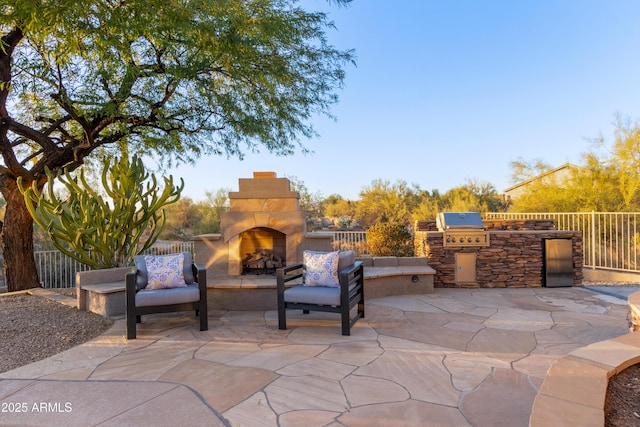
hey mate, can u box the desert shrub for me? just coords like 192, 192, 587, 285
366, 223, 414, 256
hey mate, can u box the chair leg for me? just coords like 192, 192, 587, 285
278, 314, 287, 330
341, 306, 350, 336
200, 315, 208, 331
127, 314, 137, 340
278, 301, 287, 330
199, 301, 208, 331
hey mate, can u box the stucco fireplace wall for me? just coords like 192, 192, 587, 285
192, 172, 332, 277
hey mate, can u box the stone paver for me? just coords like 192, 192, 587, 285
530, 394, 604, 427
0, 286, 633, 426
0, 379, 226, 427
337, 400, 471, 427
266, 375, 348, 414
341, 375, 410, 406
355, 351, 460, 406
460, 368, 538, 427
538, 356, 610, 408
466, 327, 537, 359
317, 340, 383, 366
511, 354, 559, 385
223, 391, 278, 427
443, 353, 511, 391
159, 358, 278, 412
484, 307, 554, 332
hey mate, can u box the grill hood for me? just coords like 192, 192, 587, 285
437, 212, 485, 231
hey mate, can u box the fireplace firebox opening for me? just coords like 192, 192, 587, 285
240, 227, 286, 275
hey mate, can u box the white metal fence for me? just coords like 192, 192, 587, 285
486, 212, 640, 272
35, 241, 195, 289
331, 231, 369, 255
36, 251, 92, 289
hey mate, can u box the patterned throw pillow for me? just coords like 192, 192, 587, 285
144, 253, 187, 290
303, 250, 340, 287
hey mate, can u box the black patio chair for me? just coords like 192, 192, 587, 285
276, 251, 364, 336
125, 252, 208, 339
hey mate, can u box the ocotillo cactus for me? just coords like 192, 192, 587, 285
19, 155, 183, 269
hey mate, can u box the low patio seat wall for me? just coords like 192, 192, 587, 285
76, 257, 435, 315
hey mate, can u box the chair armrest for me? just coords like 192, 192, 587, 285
193, 263, 207, 288
125, 267, 138, 313
193, 263, 207, 307
276, 263, 303, 294
125, 267, 138, 294
339, 261, 364, 290
339, 261, 363, 277
280, 263, 304, 275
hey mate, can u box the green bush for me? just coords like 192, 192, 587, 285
366, 223, 414, 257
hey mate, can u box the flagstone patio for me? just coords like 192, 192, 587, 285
0, 287, 635, 426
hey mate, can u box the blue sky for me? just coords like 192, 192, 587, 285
166, 0, 640, 201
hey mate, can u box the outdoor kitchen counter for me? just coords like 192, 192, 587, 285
416, 226, 583, 288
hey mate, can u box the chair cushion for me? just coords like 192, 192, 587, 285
303, 250, 340, 287
134, 252, 195, 289
284, 283, 360, 306
135, 283, 201, 307
338, 250, 356, 272
284, 285, 341, 306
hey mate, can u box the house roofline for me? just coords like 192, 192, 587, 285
503, 162, 581, 193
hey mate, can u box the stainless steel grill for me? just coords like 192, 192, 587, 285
437, 212, 490, 247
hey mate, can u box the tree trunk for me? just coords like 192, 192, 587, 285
0, 181, 39, 292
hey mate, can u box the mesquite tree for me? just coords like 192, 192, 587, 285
0, 0, 353, 290
19, 155, 183, 269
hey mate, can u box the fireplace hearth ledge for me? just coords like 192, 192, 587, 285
204, 257, 435, 310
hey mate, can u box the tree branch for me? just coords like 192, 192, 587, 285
2, 116, 57, 152
0, 28, 23, 116
0, 28, 28, 175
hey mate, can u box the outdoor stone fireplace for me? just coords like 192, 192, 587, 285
193, 172, 331, 277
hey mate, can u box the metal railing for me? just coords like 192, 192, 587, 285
35, 241, 195, 289
331, 231, 369, 255
27, 213, 640, 288
486, 212, 640, 272
36, 251, 92, 289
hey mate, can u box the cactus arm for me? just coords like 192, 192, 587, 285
19, 154, 183, 269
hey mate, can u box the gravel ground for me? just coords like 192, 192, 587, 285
0, 293, 113, 374
606, 363, 640, 426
